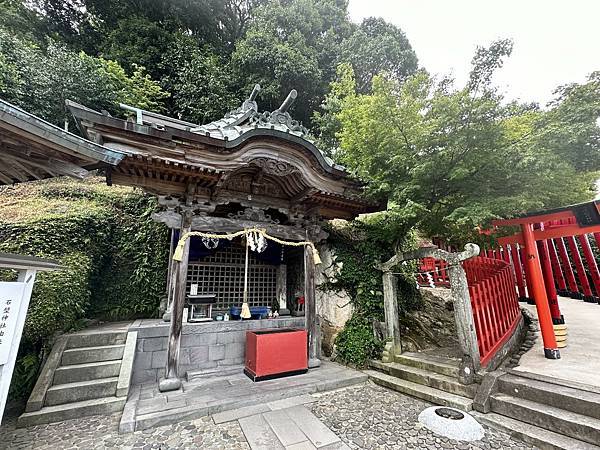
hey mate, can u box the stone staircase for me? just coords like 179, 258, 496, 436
365, 352, 477, 411
474, 372, 600, 450
18, 323, 136, 427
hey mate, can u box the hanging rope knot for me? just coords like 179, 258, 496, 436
172, 227, 321, 264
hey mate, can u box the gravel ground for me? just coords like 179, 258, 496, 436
0, 383, 536, 449
308, 384, 537, 450
0, 413, 249, 449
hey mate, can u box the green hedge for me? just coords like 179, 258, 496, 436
0, 178, 169, 400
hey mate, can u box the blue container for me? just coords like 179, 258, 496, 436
229, 306, 270, 320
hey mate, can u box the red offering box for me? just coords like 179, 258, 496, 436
244, 328, 308, 381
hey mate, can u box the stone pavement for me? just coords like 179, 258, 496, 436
516, 299, 600, 388
126, 361, 367, 431
0, 383, 537, 449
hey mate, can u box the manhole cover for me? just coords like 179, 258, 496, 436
418, 406, 484, 442
435, 407, 465, 420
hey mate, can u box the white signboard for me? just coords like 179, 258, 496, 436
0, 282, 25, 365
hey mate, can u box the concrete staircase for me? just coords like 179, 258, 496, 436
365, 352, 477, 412
474, 372, 600, 450
18, 324, 136, 427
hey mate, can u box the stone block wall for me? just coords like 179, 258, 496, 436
129, 317, 306, 385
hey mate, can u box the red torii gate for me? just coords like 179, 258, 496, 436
493, 200, 600, 360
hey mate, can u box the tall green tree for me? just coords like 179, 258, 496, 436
0, 26, 168, 127
331, 40, 598, 242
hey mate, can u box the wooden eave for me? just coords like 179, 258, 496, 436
68, 101, 384, 218
0, 99, 125, 185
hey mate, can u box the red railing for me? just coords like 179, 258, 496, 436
417, 257, 450, 287
462, 256, 522, 366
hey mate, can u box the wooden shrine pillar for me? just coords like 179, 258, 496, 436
566, 236, 595, 302
537, 240, 563, 324
578, 234, 600, 302
382, 271, 402, 356
159, 209, 192, 392
520, 224, 560, 359
304, 245, 320, 368
510, 244, 527, 301
555, 237, 580, 299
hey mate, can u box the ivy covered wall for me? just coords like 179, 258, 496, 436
321, 215, 421, 367
0, 177, 169, 400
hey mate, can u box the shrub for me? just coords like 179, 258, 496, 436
334, 315, 384, 367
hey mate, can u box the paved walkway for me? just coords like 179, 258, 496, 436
516, 297, 600, 388
127, 361, 367, 431
0, 384, 535, 449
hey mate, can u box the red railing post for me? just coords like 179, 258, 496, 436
555, 237, 581, 299
578, 234, 600, 303
566, 236, 595, 302
521, 223, 560, 359
520, 247, 534, 303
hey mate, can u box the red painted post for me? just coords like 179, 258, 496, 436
566, 236, 595, 302
578, 234, 600, 303
537, 240, 564, 324
547, 239, 568, 297
520, 247, 534, 304
555, 237, 581, 299
521, 223, 560, 359
510, 244, 527, 301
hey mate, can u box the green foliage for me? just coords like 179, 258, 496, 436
331, 41, 599, 243
333, 315, 383, 367
0, 25, 168, 127
160, 35, 238, 123
0, 178, 169, 400
341, 17, 418, 93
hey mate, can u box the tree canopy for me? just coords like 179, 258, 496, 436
329, 41, 599, 242
1, 0, 598, 243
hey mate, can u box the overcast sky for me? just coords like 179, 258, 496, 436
348, 0, 600, 106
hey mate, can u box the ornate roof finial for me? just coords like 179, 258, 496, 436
277, 89, 297, 113
242, 84, 261, 112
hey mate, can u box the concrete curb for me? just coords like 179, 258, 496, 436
25, 336, 68, 412
117, 331, 137, 397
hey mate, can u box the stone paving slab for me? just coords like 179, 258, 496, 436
239, 413, 285, 450
127, 361, 367, 431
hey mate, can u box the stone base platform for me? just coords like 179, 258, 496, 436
120, 361, 367, 432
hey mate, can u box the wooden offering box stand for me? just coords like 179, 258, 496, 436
244, 328, 308, 381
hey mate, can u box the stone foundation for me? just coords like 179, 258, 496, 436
129, 317, 306, 384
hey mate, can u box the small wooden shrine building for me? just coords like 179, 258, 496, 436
64, 86, 381, 390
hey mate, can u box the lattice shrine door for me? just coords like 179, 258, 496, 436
186, 243, 278, 313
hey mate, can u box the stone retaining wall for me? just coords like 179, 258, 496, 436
129, 317, 306, 384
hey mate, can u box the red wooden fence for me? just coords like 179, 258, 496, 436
417, 255, 521, 367
462, 256, 522, 366
417, 257, 450, 287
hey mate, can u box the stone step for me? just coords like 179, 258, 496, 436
491, 394, 600, 446
186, 364, 244, 382
472, 412, 600, 450
369, 360, 477, 399
45, 377, 118, 407
18, 396, 126, 428
53, 360, 122, 385
364, 370, 472, 411
66, 331, 127, 349
61, 344, 125, 366
393, 352, 460, 378
497, 374, 600, 420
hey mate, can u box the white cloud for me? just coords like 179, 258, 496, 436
348, 0, 600, 106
